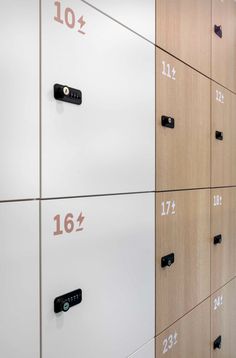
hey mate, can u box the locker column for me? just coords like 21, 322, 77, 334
0, 1, 40, 357
155, 0, 211, 356
40, 1, 156, 357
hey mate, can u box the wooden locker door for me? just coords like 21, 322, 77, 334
212, 0, 236, 92
156, 0, 211, 76
211, 278, 236, 357
211, 188, 236, 293
211, 83, 236, 187
156, 189, 210, 334
156, 48, 210, 191
156, 299, 211, 358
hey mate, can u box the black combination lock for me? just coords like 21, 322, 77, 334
54, 84, 82, 105
54, 289, 82, 313
161, 115, 175, 129
161, 253, 175, 268
214, 25, 223, 38
214, 234, 223, 245
213, 336, 222, 350
215, 131, 223, 141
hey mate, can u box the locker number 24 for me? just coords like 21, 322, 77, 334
216, 90, 224, 104
53, 212, 85, 236
213, 295, 223, 310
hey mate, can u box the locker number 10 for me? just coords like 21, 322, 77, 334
54, 1, 86, 35
53, 212, 85, 236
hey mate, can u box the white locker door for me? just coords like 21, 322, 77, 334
41, 193, 155, 358
80, 0, 155, 42
0, 201, 39, 358
128, 340, 155, 358
0, 0, 39, 200
41, 0, 155, 198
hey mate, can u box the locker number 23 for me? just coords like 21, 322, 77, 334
163, 332, 178, 354
53, 212, 85, 236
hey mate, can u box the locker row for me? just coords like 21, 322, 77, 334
1, 190, 236, 357
156, 280, 236, 358
3, 1, 236, 201
83, 0, 236, 92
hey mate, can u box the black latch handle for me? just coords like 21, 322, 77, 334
214, 234, 223, 245
213, 336, 222, 350
54, 84, 82, 105
215, 131, 224, 141
54, 289, 82, 313
214, 25, 223, 38
161, 115, 175, 129
161, 253, 175, 268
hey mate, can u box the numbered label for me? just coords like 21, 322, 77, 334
54, 1, 86, 35
53, 212, 85, 236
163, 332, 178, 354
161, 200, 176, 216
216, 90, 224, 104
213, 295, 223, 310
213, 195, 223, 207
162, 61, 176, 81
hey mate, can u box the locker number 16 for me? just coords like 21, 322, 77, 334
53, 212, 85, 236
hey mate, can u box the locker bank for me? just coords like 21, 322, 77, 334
1, 1, 236, 357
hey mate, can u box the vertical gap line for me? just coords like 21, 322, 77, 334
154, 0, 157, 353
210, 1, 213, 355
39, 0, 42, 357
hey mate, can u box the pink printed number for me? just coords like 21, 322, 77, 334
53, 212, 85, 236
54, 1, 86, 35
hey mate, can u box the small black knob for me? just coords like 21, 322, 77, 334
214, 336, 222, 350
214, 25, 223, 38
215, 131, 223, 141
214, 234, 223, 245
161, 115, 175, 129
161, 253, 175, 268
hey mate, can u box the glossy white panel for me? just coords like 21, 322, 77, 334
81, 0, 155, 42
41, 193, 155, 358
0, 201, 39, 358
42, 0, 155, 198
0, 0, 39, 200
128, 339, 155, 358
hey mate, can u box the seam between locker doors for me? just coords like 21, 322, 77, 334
82, 0, 236, 96
39, 0, 42, 357
80, 0, 155, 46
